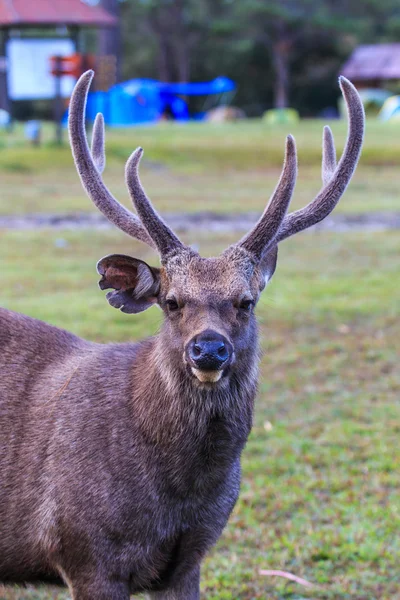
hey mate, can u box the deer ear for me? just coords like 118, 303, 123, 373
258, 245, 278, 291
97, 254, 160, 314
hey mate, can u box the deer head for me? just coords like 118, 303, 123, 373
69, 71, 364, 385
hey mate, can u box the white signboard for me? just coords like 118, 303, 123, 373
7, 38, 76, 100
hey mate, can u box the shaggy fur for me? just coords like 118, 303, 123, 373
0, 262, 259, 599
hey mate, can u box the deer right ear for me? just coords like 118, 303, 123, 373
97, 254, 160, 314
258, 245, 278, 292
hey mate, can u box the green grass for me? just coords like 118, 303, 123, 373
0, 228, 399, 599
0, 119, 400, 217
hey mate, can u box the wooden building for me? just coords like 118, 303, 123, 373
342, 44, 400, 89
0, 0, 117, 111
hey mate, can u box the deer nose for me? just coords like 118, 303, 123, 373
186, 330, 232, 371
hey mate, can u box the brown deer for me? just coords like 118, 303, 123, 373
0, 71, 364, 599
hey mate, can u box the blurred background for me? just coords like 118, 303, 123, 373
0, 1, 399, 599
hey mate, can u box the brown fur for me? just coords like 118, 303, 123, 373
0, 251, 262, 598
0, 72, 365, 599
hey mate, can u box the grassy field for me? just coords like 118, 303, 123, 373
0, 118, 399, 599
1, 119, 400, 217
0, 227, 399, 600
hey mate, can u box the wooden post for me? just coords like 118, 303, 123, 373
53, 56, 63, 145
99, 0, 120, 81
69, 25, 81, 54
0, 28, 10, 114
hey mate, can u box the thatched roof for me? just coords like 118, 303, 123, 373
342, 44, 400, 81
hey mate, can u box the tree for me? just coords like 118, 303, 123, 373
230, 0, 345, 109
100, 0, 122, 81
121, 0, 210, 83
119, 0, 400, 116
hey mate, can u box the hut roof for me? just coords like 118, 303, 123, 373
0, 0, 116, 27
342, 44, 400, 81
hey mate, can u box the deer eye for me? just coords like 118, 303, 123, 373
239, 299, 253, 312
166, 298, 180, 312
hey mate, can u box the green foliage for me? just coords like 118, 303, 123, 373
118, 0, 400, 115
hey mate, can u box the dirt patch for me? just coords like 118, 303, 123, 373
1, 211, 400, 233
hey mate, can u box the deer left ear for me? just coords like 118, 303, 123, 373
258, 245, 278, 291
97, 254, 160, 314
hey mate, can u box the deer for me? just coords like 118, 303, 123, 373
0, 71, 364, 600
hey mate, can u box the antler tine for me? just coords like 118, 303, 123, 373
68, 71, 155, 249
322, 125, 336, 186
237, 135, 297, 259
276, 77, 364, 243
125, 149, 186, 258
91, 113, 106, 174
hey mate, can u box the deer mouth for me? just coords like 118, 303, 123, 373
191, 368, 224, 383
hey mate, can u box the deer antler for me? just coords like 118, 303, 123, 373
69, 70, 187, 258
276, 77, 364, 243
321, 125, 336, 186
91, 113, 106, 174
68, 71, 155, 249
125, 149, 186, 258
235, 76, 364, 259
70, 72, 363, 263
237, 135, 297, 259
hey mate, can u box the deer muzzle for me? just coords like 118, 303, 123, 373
185, 330, 233, 383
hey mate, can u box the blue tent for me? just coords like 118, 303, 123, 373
85, 77, 236, 126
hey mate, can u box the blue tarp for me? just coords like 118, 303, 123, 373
83, 77, 236, 126
117, 77, 236, 96
163, 78, 236, 95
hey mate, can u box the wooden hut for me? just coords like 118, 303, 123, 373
342, 44, 400, 89
0, 0, 117, 111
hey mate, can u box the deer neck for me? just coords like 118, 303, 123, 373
131, 328, 259, 446
129, 331, 258, 495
